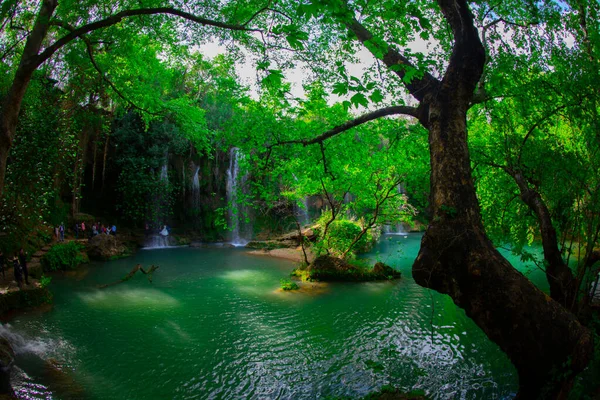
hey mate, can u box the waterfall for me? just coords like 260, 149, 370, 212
143, 234, 175, 249
192, 166, 200, 210
160, 163, 168, 183
146, 156, 171, 248
0, 324, 52, 356
296, 197, 310, 226
382, 223, 407, 235
226, 148, 251, 246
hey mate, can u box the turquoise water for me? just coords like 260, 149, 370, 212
3, 234, 526, 399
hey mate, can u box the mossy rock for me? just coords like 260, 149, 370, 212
303, 256, 401, 282
173, 236, 191, 246
86, 235, 129, 261
246, 241, 290, 250
0, 285, 52, 316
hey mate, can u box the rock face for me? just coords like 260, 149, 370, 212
86, 235, 129, 261
302, 255, 401, 282
0, 337, 14, 395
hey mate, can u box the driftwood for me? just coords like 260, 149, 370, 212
98, 264, 159, 288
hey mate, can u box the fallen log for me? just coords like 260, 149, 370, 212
98, 264, 159, 288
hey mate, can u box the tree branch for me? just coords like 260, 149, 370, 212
517, 103, 571, 165
52, 20, 158, 115
36, 7, 263, 69
269, 105, 418, 147
345, 18, 440, 102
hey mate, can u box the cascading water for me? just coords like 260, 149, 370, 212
159, 163, 168, 183
144, 158, 174, 249
226, 148, 251, 246
296, 197, 310, 226
0, 324, 53, 356
191, 166, 200, 210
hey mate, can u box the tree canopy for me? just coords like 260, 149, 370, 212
1, 0, 600, 398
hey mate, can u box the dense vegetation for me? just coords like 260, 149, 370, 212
1, 0, 599, 398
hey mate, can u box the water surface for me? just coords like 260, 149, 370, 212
4, 234, 525, 399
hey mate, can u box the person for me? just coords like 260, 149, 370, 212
159, 225, 169, 236
54, 226, 59, 241
81, 221, 86, 238
144, 223, 150, 238
59, 222, 65, 242
0, 250, 4, 279
12, 255, 23, 290
74, 222, 80, 239
111, 224, 117, 236
92, 224, 98, 236
18, 248, 29, 285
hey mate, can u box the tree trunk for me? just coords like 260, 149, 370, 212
0, 0, 58, 196
510, 170, 576, 307
413, 94, 592, 398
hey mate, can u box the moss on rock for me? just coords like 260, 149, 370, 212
293, 255, 401, 282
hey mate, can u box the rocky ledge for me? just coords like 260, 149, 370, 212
293, 255, 401, 282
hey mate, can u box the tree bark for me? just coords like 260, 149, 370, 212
509, 170, 576, 307
413, 95, 592, 398
409, 1, 593, 397
0, 0, 59, 196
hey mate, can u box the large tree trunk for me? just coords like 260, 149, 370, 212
510, 170, 576, 307
346, 0, 594, 393
413, 95, 592, 398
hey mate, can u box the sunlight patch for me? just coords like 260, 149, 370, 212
78, 288, 179, 310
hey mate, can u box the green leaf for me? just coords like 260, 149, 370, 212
350, 92, 368, 108
369, 89, 384, 103
332, 82, 348, 95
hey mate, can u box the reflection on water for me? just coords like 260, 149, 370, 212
78, 287, 180, 310
3, 238, 520, 399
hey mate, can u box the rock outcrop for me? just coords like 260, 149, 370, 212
86, 235, 129, 261
295, 255, 401, 282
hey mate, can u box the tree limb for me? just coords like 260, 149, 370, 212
98, 264, 159, 288
269, 105, 418, 148
52, 20, 158, 115
36, 7, 264, 69
345, 18, 440, 102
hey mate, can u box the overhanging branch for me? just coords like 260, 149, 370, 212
346, 18, 440, 102
52, 20, 158, 115
270, 105, 418, 147
37, 7, 263, 68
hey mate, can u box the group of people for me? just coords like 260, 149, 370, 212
87, 222, 117, 238
57, 221, 117, 241
0, 248, 30, 290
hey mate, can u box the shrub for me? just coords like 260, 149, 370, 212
41, 242, 88, 271
280, 278, 299, 291
39, 275, 52, 288
313, 213, 374, 258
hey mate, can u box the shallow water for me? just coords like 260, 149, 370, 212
2, 234, 534, 399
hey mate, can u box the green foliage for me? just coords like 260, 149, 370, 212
312, 214, 373, 258
279, 278, 299, 291
41, 242, 88, 271
112, 112, 183, 225
39, 275, 52, 288
291, 268, 312, 282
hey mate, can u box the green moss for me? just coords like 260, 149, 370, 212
280, 278, 299, 291
294, 256, 401, 283
246, 241, 289, 250
291, 268, 312, 282
0, 286, 53, 316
